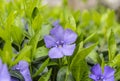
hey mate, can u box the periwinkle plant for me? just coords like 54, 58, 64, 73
12, 61, 32, 81
89, 64, 115, 81
44, 21, 77, 58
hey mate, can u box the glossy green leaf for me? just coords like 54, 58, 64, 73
70, 43, 97, 81
84, 32, 97, 44
110, 54, 120, 67
29, 27, 42, 59
81, 10, 90, 27
32, 7, 39, 19
11, 45, 31, 66
57, 66, 75, 81
33, 58, 49, 78
108, 31, 116, 61
5, 11, 17, 28
0, 41, 13, 65
32, 14, 43, 32
10, 70, 24, 81
40, 24, 52, 38
34, 46, 48, 59
24, 0, 39, 18
106, 10, 115, 27
65, 14, 76, 31
92, 11, 101, 26
38, 69, 52, 81
11, 26, 24, 45
70, 60, 92, 81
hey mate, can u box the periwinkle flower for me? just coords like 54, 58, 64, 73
89, 64, 115, 81
12, 61, 32, 81
44, 21, 77, 58
0, 59, 11, 81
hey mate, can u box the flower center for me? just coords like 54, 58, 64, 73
56, 41, 64, 48
96, 76, 105, 81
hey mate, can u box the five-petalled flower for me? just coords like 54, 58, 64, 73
44, 21, 77, 58
89, 64, 115, 81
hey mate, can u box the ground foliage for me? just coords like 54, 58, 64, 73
0, 0, 120, 81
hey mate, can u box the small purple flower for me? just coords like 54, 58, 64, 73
12, 61, 32, 81
89, 64, 115, 81
0, 59, 11, 81
44, 21, 77, 58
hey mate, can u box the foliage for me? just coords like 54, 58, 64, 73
0, 0, 120, 81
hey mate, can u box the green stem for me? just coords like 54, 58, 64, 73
65, 67, 69, 81
59, 58, 62, 67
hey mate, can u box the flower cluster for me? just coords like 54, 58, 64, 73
0, 20, 116, 81
44, 21, 115, 81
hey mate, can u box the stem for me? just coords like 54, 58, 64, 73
59, 58, 62, 67
65, 56, 70, 81
65, 67, 69, 81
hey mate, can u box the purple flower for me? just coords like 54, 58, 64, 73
44, 21, 77, 58
0, 59, 11, 81
89, 64, 115, 81
12, 61, 32, 81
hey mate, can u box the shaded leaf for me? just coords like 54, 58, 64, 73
70, 43, 97, 81
33, 58, 49, 78
38, 69, 52, 81
11, 46, 31, 66
35, 46, 48, 59
57, 66, 75, 81
108, 31, 116, 61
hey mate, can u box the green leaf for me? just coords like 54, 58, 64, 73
33, 58, 49, 78
86, 51, 101, 64
32, 14, 43, 32
0, 11, 17, 41
29, 27, 42, 59
10, 70, 24, 81
71, 43, 97, 62
47, 61, 58, 66
57, 66, 75, 81
84, 32, 96, 44
108, 31, 116, 61
32, 7, 39, 19
5, 11, 17, 28
65, 14, 76, 31
106, 10, 115, 27
11, 26, 24, 45
110, 54, 120, 67
0, 27, 7, 41
73, 10, 81, 23
70, 60, 92, 81
24, 0, 39, 18
11, 45, 31, 66
70, 43, 97, 81
92, 11, 101, 26
115, 67, 120, 80
0, 41, 13, 65
34, 46, 48, 59
61, 8, 76, 31
40, 24, 52, 38
38, 69, 52, 81
81, 10, 90, 27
